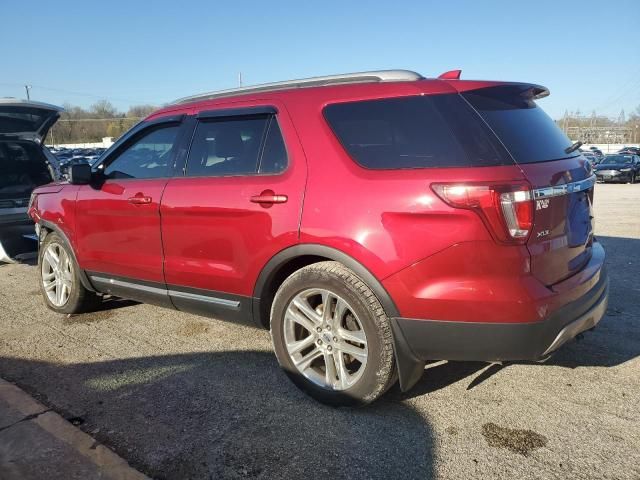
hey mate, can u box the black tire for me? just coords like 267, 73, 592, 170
631, 173, 636, 184
270, 261, 396, 406
38, 232, 100, 314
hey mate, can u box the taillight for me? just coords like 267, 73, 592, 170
28, 192, 38, 212
431, 182, 533, 244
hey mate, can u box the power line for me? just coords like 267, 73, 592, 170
0, 82, 148, 104
56, 117, 143, 122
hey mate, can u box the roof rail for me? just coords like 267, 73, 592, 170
170, 70, 424, 105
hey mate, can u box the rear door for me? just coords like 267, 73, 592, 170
463, 85, 595, 286
160, 103, 307, 319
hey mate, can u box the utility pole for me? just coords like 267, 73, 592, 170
238, 72, 243, 87
24, 84, 32, 100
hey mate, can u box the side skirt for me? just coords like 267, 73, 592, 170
87, 272, 253, 324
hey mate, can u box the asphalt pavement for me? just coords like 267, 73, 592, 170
0, 183, 638, 479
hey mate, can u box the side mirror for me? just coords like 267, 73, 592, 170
68, 163, 92, 185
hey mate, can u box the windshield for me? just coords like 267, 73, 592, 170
603, 155, 632, 164
462, 85, 577, 164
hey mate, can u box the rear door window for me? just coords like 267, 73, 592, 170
462, 85, 576, 164
323, 94, 510, 169
185, 115, 287, 177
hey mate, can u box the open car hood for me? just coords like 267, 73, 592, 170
0, 98, 63, 143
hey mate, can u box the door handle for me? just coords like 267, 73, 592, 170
250, 190, 288, 206
128, 194, 152, 205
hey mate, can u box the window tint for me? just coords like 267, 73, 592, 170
186, 117, 267, 177
462, 85, 576, 164
603, 155, 633, 164
104, 125, 179, 179
259, 120, 288, 174
323, 95, 510, 169
0, 106, 55, 134
185, 115, 287, 177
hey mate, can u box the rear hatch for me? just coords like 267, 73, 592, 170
462, 84, 594, 286
0, 99, 63, 213
0, 98, 62, 143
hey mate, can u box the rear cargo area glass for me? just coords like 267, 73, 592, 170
462, 85, 577, 164
324, 95, 511, 169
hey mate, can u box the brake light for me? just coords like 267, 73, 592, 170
431, 182, 533, 244
28, 192, 38, 212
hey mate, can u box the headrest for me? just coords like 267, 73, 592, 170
215, 127, 244, 158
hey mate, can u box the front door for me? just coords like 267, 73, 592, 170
75, 120, 184, 286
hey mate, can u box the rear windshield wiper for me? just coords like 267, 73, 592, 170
565, 141, 583, 154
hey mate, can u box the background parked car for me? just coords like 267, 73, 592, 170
594, 154, 640, 183
618, 146, 640, 155
589, 146, 604, 159
0, 99, 61, 262
582, 151, 599, 167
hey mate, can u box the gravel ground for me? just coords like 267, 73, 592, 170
0, 183, 638, 480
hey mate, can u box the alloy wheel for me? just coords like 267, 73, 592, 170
41, 243, 73, 307
283, 288, 368, 391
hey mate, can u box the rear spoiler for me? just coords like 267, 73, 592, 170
442, 79, 550, 101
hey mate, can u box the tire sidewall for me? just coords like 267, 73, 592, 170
270, 264, 392, 406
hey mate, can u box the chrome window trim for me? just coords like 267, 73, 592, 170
533, 175, 596, 199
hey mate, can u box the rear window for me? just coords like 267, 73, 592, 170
0, 106, 54, 134
324, 94, 510, 169
603, 155, 633, 164
462, 85, 576, 164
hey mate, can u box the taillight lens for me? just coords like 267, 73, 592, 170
432, 182, 533, 244
28, 192, 38, 211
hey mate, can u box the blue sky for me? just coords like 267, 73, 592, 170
1, 0, 638, 119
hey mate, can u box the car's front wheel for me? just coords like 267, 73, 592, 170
270, 261, 396, 406
39, 232, 100, 314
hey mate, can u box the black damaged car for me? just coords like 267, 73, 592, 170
594, 154, 640, 184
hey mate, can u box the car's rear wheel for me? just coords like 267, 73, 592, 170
270, 261, 396, 406
39, 232, 100, 314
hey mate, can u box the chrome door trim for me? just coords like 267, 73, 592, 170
168, 289, 241, 309
89, 274, 241, 310
91, 275, 168, 296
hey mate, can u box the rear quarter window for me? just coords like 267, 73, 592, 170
462, 85, 577, 164
323, 94, 510, 169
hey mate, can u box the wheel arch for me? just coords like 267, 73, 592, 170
252, 244, 399, 329
38, 220, 96, 292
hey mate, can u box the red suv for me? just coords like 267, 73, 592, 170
29, 70, 608, 405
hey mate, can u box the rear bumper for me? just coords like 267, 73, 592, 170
390, 262, 609, 390
595, 171, 632, 182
